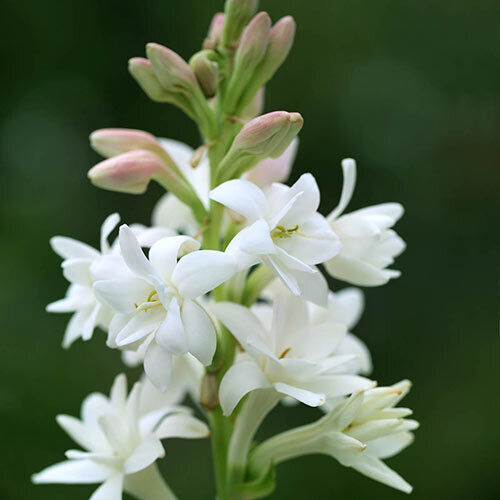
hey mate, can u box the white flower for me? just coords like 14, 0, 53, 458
33, 374, 209, 499
94, 225, 236, 390
210, 173, 340, 305
48, 214, 173, 348
325, 159, 406, 286
249, 380, 418, 494
212, 294, 374, 416
262, 282, 372, 376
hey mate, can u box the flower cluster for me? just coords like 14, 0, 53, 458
36, 1, 415, 499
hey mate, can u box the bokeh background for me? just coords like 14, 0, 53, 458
1, 0, 499, 498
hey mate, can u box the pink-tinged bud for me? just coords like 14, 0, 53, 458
235, 12, 271, 69
232, 111, 298, 157
128, 57, 172, 103
203, 13, 225, 49
222, 0, 259, 47
90, 128, 161, 158
246, 137, 298, 187
236, 16, 296, 112
190, 51, 219, 98
223, 12, 271, 113
146, 43, 198, 92
88, 150, 166, 194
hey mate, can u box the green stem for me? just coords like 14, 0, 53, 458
209, 407, 233, 500
241, 265, 275, 306
227, 390, 280, 492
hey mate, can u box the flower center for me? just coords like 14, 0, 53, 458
271, 225, 299, 240
135, 290, 163, 312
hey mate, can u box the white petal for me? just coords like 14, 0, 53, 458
144, 342, 173, 391
94, 278, 151, 314
351, 454, 412, 493
332, 287, 365, 329
273, 382, 325, 407
353, 202, 404, 224
336, 333, 372, 375
81, 304, 100, 341
50, 236, 99, 260
210, 179, 268, 223
219, 360, 270, 416
156, 298, 188, 354
324, 254, 398, 286
291, 266, 329, 306
237, 219, 275, 256
62, 258, 92, 286
149, 235, 200, 280
225, 230, 262, 270
261, 254, 300, 296
152, 192, 199, 236
56, 415, 93, 450
172, 250, 236, 299
315, 374, 375, 398
115, 312, 163, 347
181, 300, 216, 365
367, 432, 414, 459
277, 173, 320, 226
328, 158, 356, 221
119, 225, 155, 278
154, 413, 210, 440
32, 459, 113, 484
109, 374, 127, 411
61, 311, 86, 348
211, 302, 267, 352
90, 475, 123, 500
124, 434, 165, 475
100, 213, 121, 254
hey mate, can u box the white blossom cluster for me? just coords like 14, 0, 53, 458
34, 1, 416, 499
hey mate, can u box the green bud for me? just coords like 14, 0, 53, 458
217, 111, 303, 181
190, 50, 219, 98
222, 0, 259, 48
223, 12, 271, 113
237, 16, 296, 112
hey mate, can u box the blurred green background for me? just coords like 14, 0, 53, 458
1, 0, 499, 498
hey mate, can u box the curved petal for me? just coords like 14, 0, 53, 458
219, 360, 270, 416
366, 431, 414, 459
124, 434, 165, 474
291, 266, 328, 306
156, 298, 188, 355
237, 219, 275, 256
100, 213, 121, 254
330, 288, 365, 329
172, 250, 236, 299
210, 179, 268, 223
211, 302, 267, 351
273, 382, 325, 407
154, 413, 210, 440
152, 193, 199, 237
62, 259, 92, 286
94, 278, 151, 314
278, 173, 320, 226
351, 454, 412, 493
32, 459, 113, 484
324, 255, 399, 287
180, 300, 216, 365
327, 158, 356, 221
90, 475, 124, 500
50, 236, 99, 260
56, 415, 93, 450
149, 235, 200, 280
144, 342, 173, 392
119, 225, 155, 278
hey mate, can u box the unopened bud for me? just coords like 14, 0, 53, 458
128, 57, 172, 103
88, 150, 167, 194
203, 12, 225, 50
217, 111, 303, 181
237, 16, 296, 112
222, 0, 259, 48
246, 137, 298, 187
146, 43, 199, 92
233, 111, 295, 157
190, 51, 218, 98
224, 12, 271, 113
90, 128, 161, 158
